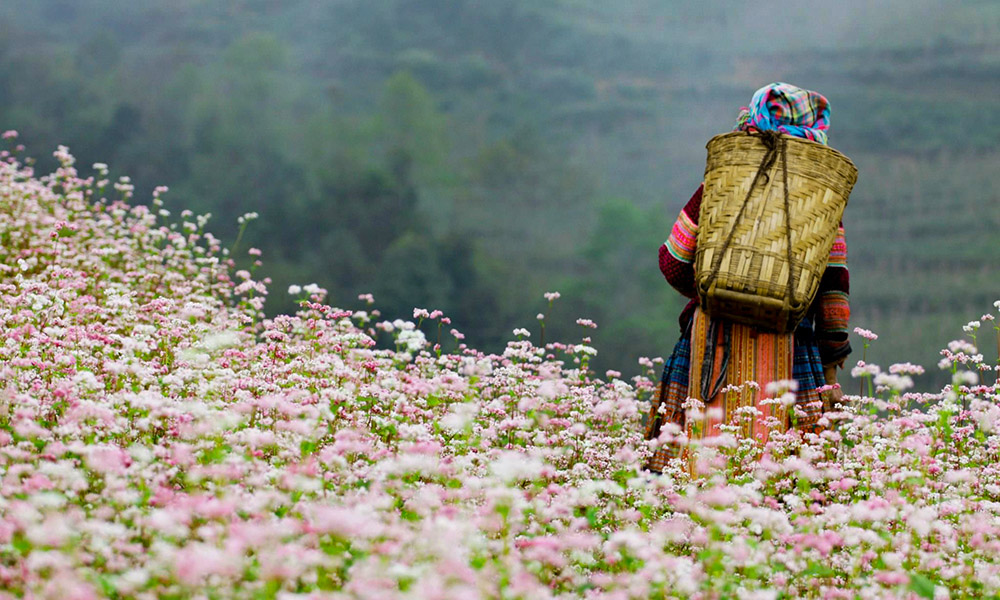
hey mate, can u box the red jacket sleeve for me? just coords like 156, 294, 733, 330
814, 223, 851, 366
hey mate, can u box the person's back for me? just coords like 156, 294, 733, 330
644, 82, 853, 474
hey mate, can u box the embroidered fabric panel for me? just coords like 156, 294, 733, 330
665, 209, 698, 263
828, 225, 847, 268
816, 225, 851, 365
659, 184, 703, 299
815, 290, 852, 365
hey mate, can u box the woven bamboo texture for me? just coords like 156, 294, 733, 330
695, 131, 858, 332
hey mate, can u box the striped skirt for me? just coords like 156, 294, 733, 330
644, 308, 827, 473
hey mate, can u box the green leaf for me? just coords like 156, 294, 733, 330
200, 442, 232, 464
11, 532, 30, 556
908, 573, 936, 599
316, 566, 338, 591
400, 508, 421, 521
252, 579, 282, 600
803, 561, 836, 578
300, 439, 318, 456
320, 536, 346, 556
397, 575, 416, 591
96, 574, 118, 598
638, 504, 653, 520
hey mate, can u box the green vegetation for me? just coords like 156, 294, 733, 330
1, 0, 998, 382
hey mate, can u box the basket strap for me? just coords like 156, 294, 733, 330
778, 135, 799, 318
699, 319, 731, 401
703, 130, 799, 319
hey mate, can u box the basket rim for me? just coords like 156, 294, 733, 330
705, 130, 857, 173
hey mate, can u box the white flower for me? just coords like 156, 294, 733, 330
889, 362, 925, 375
947, 340, 977, 354
491, 451, 545, 483
952, 371, 978, 386
765, 379, 798, 394
440, 403, 478, 433
874, 373, 914, 392
72, 370, 102, 392
851, 361, 881, 378
962, 321, 980, 333
202, 330, 241, 352
397, 328, 427, 353
116, 569, 150, 594
105, 289, 133, 309
287, 285, 302, 295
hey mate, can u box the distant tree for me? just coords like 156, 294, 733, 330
559, 197, 687, 373
309, 168, 420, 265
374, 232, 454, 319
76, 31, 121, 75
377, 70, 449, 187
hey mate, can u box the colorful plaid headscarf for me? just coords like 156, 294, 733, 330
735, 82, 830, 145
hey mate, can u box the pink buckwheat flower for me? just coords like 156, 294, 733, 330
853, 327, 878, 341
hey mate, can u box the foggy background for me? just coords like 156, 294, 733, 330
1, 0, 998, 384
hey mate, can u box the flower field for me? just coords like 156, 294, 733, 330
1, 136, 1000, 600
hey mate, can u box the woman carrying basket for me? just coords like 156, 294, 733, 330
645, 83, 853, 473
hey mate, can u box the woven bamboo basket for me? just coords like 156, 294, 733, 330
695, 131, 858, 332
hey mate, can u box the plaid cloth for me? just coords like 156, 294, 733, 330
643, 326, 692, 472
735, 82, 831, 145
791, 318, 827, 432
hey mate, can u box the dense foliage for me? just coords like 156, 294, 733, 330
3, 139, 1000, 599
1, 0, 998, 379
